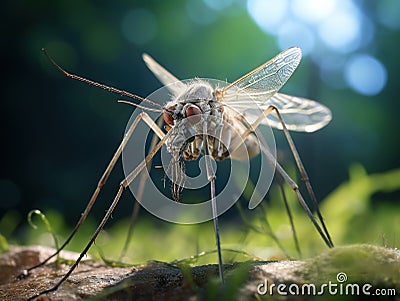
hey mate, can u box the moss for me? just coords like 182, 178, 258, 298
302, 244, 400, 288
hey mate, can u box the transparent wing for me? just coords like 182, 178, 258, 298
261, 93, 332, 132
220, 47, 302, 100
223, 89, 331, 132
219, 47, 331, 132
142, 53, 186, 95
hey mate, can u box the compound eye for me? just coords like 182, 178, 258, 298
185, 105, 202, 124
163, 105, 176, 125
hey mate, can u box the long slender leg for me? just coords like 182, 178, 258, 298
268, 107, 333, 247
27, 114, 171, 300
203, 131, 224, 283
28, 185, 125, 301
274, 161, 333, 248
255, 129, 332, 248
210, 174, 224, 283
118, 201, 140, 260
276, 175, 301, 257
235, 106, 333, 248
19, 112, 162, 279
119, 116, 164, 260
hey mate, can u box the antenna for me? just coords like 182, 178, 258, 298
41, 48, 163, 112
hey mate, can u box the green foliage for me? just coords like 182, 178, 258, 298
3, 165, 399, 268
206, 262, 253, 301
302, 244, 400, 288
27, 209, 59, 251
321, 164, 400, 246
0, 210, 20, 252
251, 164, 400, 257
0, 233, 9, 253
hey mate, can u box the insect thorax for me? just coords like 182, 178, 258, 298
164, 81, 230, 162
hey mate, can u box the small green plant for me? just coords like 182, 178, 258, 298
28, 209, 59, 252
0, 232, 9, 253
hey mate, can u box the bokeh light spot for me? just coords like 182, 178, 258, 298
291, 0, 336, 24
318, 7, 361, 53
121, 9, 157, 45
203, 0, 233, 11
377, 0, 400, 29
247, 0, 288, 34
186, 0, 218, 25
344, 54, 387, 96
277, 21, 315, 55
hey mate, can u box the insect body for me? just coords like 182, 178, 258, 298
140, 47, 331, 205
24, 46, 333, 300
161, 80, 261, 200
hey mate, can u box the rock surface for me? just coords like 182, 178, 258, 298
0, 244, 399, 300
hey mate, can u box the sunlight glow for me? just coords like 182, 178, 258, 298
344, 54, 387, 96
277, 21, 315, 55
318, 8, 361, 53
246, 0, 288, 34
291, 0, 336, 24
244, 0, 385, 91
246, 0, 370, 56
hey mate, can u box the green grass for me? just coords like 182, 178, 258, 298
1, 164, 399, 267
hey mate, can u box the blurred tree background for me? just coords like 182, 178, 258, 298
0, 0, 399, 260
